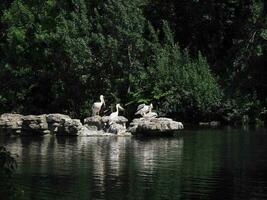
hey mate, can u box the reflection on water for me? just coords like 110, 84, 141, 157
1, 128, 267, 200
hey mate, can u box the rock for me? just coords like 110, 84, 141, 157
199, 122, 210, 126
108, 122, 126, 134
83, 115, 129, 135
128, 117, 183, 135
78, 126, 106, 136
46, 113, 71, 132
102, 116, 128, 124
78, 126, 95, 136
20, 115, 49, 135
0, 113, 23, 130
46, 113, 84, 135
84, 124, 98, 131
210, 121, 221, 127
107, 122, 131, 136
56, 118, 84, 136
46, 113, 71, 123
199, 121, 221, 127
1, 112, 131, 136
84, 116, 105, 130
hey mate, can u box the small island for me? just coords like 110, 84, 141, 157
0, 100, 184, 137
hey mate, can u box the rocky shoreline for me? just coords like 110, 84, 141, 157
0, 113, 184, 136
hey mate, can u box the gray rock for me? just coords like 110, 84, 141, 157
56, 118, 84, 136
84, 115, 129, 135
102, 116, 128, 124
46, 113, 71, 123
108, 122, 126, 134
128, 117, 183, 135
84, 115, 105, 130
199, 121, 221, 127
20, 115, 49, 135
45, 113, 84, 135
46, 113, 71, 132
84, 124, 98, 131
1, 112, 132, 136
0, 113, 23, 130
78, 126, 106, 136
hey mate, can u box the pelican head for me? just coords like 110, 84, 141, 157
117, 104, 124, 111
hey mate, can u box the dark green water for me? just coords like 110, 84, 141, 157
1, 127, 267, 200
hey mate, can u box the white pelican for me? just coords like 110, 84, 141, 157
135, 103, 153, 116
144, 105, 158, 118
109, 104, 125, 124
92, 95, 105, 116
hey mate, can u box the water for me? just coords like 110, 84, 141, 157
1, 127, 267, 200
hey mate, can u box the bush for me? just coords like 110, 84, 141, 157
129, 22, 222, 121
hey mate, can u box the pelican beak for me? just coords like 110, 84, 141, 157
119, 105, 125, 111
103, 100, 106, 107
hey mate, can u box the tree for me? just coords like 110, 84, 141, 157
129, 22, 222, 121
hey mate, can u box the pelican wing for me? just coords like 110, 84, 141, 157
136, 104, 146, 111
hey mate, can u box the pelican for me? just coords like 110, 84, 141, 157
92, 95, 105, 116
109, 104, 125, 124
144, 105, 158, 118
135, 103, 153, 116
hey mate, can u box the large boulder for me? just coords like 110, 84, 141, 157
56, 118, 84, 136
83, 115, 130, 135
46, 113, 71, 123
21, 115, 49, 135
46, 114, 83, 136
46, 113, 71, 132
0, 113, 23, 131
84, 116, 105, 130
128, 117, 183, 136
46, 113, 71, 130
108, 122, 128, 135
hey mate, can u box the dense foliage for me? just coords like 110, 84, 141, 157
0, 0, 266, 123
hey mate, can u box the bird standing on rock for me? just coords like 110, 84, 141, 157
144, 104, 158, 118
109, 104, 125, 124
135, 103, 153, 116
92, 95, 105, 116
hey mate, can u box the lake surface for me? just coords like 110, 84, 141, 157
1, 127, 267, 200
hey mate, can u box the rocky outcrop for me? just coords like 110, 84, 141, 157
46, 114, 84, 136
107, 122, 131, 135
128, 117, 183, 135
103, 116, 129, 135
0, 113, 85, 136
55, 118, 84, 136
46, 113, 71, 124
20, 115, 49, 135
84, 115, 105, 131
83, 115, 130, 135
0, 113, 23, 133
1, 113, 184, 137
